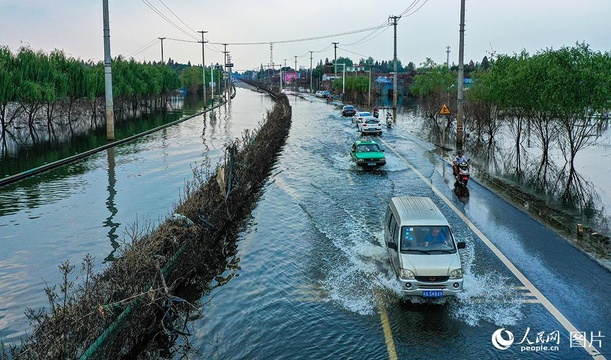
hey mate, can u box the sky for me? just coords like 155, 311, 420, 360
1, 0, 609, 73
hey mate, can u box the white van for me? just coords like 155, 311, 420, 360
384, 196, 466, 298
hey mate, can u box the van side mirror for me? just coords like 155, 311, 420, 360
387, 242, 397, 251
457, 241, 466, 249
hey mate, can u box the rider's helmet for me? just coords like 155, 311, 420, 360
457, 150, 463, 156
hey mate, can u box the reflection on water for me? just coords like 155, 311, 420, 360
399, 108, 610, 238
0, 95, 203, 178
0, 88, 274, 344
104, 147, 120, 262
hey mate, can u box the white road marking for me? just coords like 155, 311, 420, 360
379, 138, 605, 360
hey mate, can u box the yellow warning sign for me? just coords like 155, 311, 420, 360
439, 104, 451, 115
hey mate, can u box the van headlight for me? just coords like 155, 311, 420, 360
399, 269, 415, 279
449, 268, 463, 279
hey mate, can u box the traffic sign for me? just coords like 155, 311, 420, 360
439, 104, 451, 115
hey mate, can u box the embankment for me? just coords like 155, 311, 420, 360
4, 82, 291, 359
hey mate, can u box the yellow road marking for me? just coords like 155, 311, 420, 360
378, 138, 605, 360
376, 292, 398, 360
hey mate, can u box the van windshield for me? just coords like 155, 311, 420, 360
400, 226, 455, 253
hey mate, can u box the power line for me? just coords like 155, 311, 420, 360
341, 26, 390, 47
140, 0, 198, 40
210, 24, 389, 46
156, 0, 199, 34
338, 47, 371, 60
399, 0, 428, 17
127, 38, 159, 58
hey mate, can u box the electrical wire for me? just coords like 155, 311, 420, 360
132, 1, 429, 65
399, 0, 428, 17
156, 0, 199, 34
127, 38, 159, 58
140, 0, 199, 41
209, 24, 389, 46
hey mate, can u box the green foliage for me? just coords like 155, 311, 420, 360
179, 66, 202, 94
409, 65, 455, 98
469, 43, 611, 116
1, 46, 182, 113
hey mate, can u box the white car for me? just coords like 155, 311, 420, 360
354, 111, 382, 135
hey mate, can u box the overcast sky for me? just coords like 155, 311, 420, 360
1, 0, 609, 72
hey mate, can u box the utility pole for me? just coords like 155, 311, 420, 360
446, 45, 451, 68
283, 58, 287, 89
198, 30, 208, 107
294, 55, 298, 89
388, 15, 401, 120
309, 51, 313, 93
368, 67, 371, 108
158, 37, 166, 64
457, 0, 466, 149
227, 52, 233, 103
102, 0, 114, 141
332, 42, 339, 79
223, 44, 229, 99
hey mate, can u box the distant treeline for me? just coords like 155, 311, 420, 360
411, 42, 611, 206
0, 46, 226, 142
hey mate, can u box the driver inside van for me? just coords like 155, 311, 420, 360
424, 227, 447, 247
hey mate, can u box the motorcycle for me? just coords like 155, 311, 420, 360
373, 108, 379, 119
453, 160, 470, 198
455, 160, 470, 186
385, 112, 393, 128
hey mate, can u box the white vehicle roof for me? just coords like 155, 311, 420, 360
389, 196, 449, 227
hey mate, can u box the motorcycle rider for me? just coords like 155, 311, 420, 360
453, 150, 469, 177
386, 111, 393, 127
373, 106, 379, 118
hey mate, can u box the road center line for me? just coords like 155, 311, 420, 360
376, 292, 399, 360
379, 138, 604, 359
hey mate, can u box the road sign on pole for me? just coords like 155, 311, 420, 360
439, 103, 451, 115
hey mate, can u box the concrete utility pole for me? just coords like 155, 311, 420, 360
198, 30, 208, 107
309, 51, 313, 93
456, 0, 466, 149
223, 43, 228, 98
227, 52, 233, 103
283, 58, 288, 89
158, 37, 166, 64
368, 67, 372, 108
294, 55, 298, 86
332, 42, 339, 79
102, 0, 114, 141
446, 45, 451, 68
389, 15, 401, 120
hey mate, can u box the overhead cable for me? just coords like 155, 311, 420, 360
141, 0, 199, 41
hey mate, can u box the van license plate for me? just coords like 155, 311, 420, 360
422, 290, 443, 298
367, 162, 376, 166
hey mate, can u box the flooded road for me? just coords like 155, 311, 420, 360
1, 88, 609, 359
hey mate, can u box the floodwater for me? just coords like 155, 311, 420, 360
0, 89, 273, 343
0, 87, 609, 359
